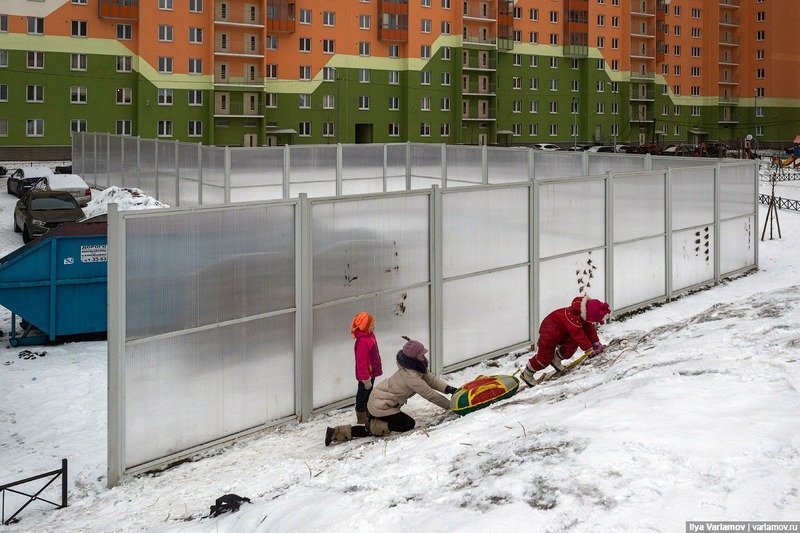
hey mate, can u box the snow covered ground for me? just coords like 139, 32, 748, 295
1, 162, 799, 532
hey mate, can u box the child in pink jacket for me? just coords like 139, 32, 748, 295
351, 311, 382, 424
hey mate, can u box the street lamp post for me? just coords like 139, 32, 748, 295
572, 96, 578, 149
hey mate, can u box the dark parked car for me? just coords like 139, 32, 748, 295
7, 166, 53, 197
14, 191, 85, 243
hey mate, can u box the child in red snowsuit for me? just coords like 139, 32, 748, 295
351, 311, 382, 424
520, 295, 611, 386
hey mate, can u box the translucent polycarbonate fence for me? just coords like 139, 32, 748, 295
108, 158, 758, 486
73, 133, 728, 205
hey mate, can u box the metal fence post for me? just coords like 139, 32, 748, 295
429, 185, 444, 375
481, 144, 488, 184
120, 135, 125, 186
604, 171, 615, 314
282, 145, 290, 199
644, 153, 653, 171
93, 132, 98, 188
665, 168, 673, 300
441, 144, 447, 189
295, 194, 313, 421
405, 141, 412, 191
174, 141, 180, 207
154, 140, 160, 201
714, 163, 721, 282
107, 203, 126, 488
335, 143, 343, 196
382, 143, 388, 193
197, 143, 203, 205
752, 160, 760, 270
531, 175, 540, 343
106, 133, 111, 189
224, 146, 231, 203
582, 151, 589, 176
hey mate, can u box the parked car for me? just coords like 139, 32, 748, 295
32, 174, 92, 206
586, 145, 616, 153
54, 164, 73, 174
532, 143, 562, 151
568, 145, 592, 152
13, 190, 85, 243
7, 166, 53, 197
663, 144, 696, 157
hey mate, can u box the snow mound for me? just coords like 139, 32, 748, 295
82, 186, 168, 218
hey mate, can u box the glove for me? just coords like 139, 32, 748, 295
591, 342, 604, 356
444, 385, 458, 395
361, 379, 372, 390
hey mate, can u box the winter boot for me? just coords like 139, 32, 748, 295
550, 348, 565, 373
356, 410, 368, 424
367, 418, 390, 437
325, 425, 353, 446
520, 363, 537, 387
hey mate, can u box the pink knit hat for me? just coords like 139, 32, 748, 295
401, 339, 428, 360
585, 298, 611, 324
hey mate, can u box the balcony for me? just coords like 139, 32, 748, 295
718, 110, 739, 124
463, 34, 497, 47
462, 82, 497, 95
462, 56, 497, 70
462, 6, 497, 21
630, 110, 654, 123
462, 107, 497, 121
718, 75, 739, 85
719, 15, 740, 26
719, 0, 739, 8
214, 42, 264, 57
98, 0, 138, 20
719, 55, 739, 66
631, 26, 655, 38
631, 47, 656, 59
630, 71, 656, 81
630, 89, 655, 101
379, 0, 408, 42
719, 36, 739, 47
718, 95, 739, 105
265, 0, 294, 33
631, 1, 656, 16
216, 5, 265, 27
214, 102, 264, 117
214, 76, 266, 87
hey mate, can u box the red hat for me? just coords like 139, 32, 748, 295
585, 298, 611, 324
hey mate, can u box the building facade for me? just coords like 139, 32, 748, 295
0, 0, 798, 148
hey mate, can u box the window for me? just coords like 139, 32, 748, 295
421, 19, 431, 33
442, 0, 450, 7
611, 38, 619, 50
691, 27, 700, 38
359, 15, 371, 29
116, 56, 132, 72
70, 86, 87, 104
691, 8, 701, 18
673, 45, 681, 56
611, 16, 619, 28
756, 50, 765, 60
756, 68, 765, 79
158, 120, 173, 137
389, 71, 400, 84
299, 9, 311, 24
530, 100, 539, 113
0, 118, 7, 136
0, 15, 6, 32
187, 121, 202, 137
117, 24, 132, 40
597, 14, 604, 26
530, 8, 538, 21
266, 64, 278, 78
441, 21, 451, 34
571, 58, 579, 70
530, 77, 538, 90
596, 102, 605, 114
549, 33, 558, 45
674, 65, 681, 76
298, 94, 311, 108
158, 57, 173, 73
549, 11, 558, 23
323, 122, 335, 138
265, 93, 277, 107
611, 60, 619, 71
188, 59, 202, 74
266, 35, 278, 50
389, 45, 400, 58
27, 52, 44, 69
389, 123, 400, 137
359, 69, 370, 83
299, 66, 311, 80
0, 84, 6, 102
421, 0, 430, 6
28, 17, 44, 35
299, 122, 311, 136
189, 28, 203, 43
421, 70, 430, 84
756, 11, 765, 22
26, 119, 44, 137
549, 124, 557, 136
323, 11, 335, 26
323, 39, 335, 53
512, 77, 521, 89
420, 96, 430, 111
358, 96, 370, 110
116, 120, 132, 136
26, 85, 43, 103
691, 86, 700, 96
596, 59, 605, 70
674, 105, 681, 116
420, 45, 431, 59
71, 53, 87, 71
512, 100, 521, 113
359, 42, 370, 56
72, 20, 87, 37
299, 37, 311, 52
691, 106, 700, 116
158, 88, 173, 105
440, 97, 450, 111
691, 47, 700, 57
116, 88, 132, 105
529, 123, 538, 136
550, 57, 558, 69
756, 30, 765, 41
549, 78, 558, 91
441, 72, 450, 85
674, 25, 681, 37
597, 36, 604, 48
440, 123, 450, 137
323, 94, 335, 109
188, 90, 203, 106
158, 0, 173, 9
756, 126, 763, 136
189, 0, 203, 13
529, 32, 538, 44
530, 56, 538, 68
159, 25, 173, 42
420, 123, 430, 137
512, 123, 521, 136
323, 67, 336, 81
674, 5, 681, 16
70, 119, 87, 133
549, 101, 558, 114
571, 80, 579, 92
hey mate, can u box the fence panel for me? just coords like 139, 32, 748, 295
534, 151, 583, 179
71, 134, 84, 178
672, 166, 715, 231
201, 146, 226, 205
289, 145, 336, 198
613, 171, 666, 242
310, 193, 430, 408
446, 145, 483, 186
385, 144, 407, 191
672, 226, 715, 291
488, 147, 529, 184
122, 137, 139, 189
229, 147, 283, 202
442, 186, 530, 367
156, 141, 178, 206
651, 156, 714, 170
96, 134, 109, 189
720, 163, 757, 220
138, 139, 158, 200
341, 144, 385, 195
410, 143, 442, 188
588, 154, 643, 175
720, 216, 755, 274
177, 143, 200, 206
107, 135, 123, 190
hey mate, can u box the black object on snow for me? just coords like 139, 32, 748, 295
208, 494, 251, 518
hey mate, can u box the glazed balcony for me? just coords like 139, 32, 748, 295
379, 0, 409, 42
266, 0, 295, 33
98, 0, 138, 20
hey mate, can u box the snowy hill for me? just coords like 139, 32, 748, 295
1, 169, 799, 531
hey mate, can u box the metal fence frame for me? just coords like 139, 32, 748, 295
107, 156, 759, 487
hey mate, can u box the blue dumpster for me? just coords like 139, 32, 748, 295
0, 218, 107, 346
